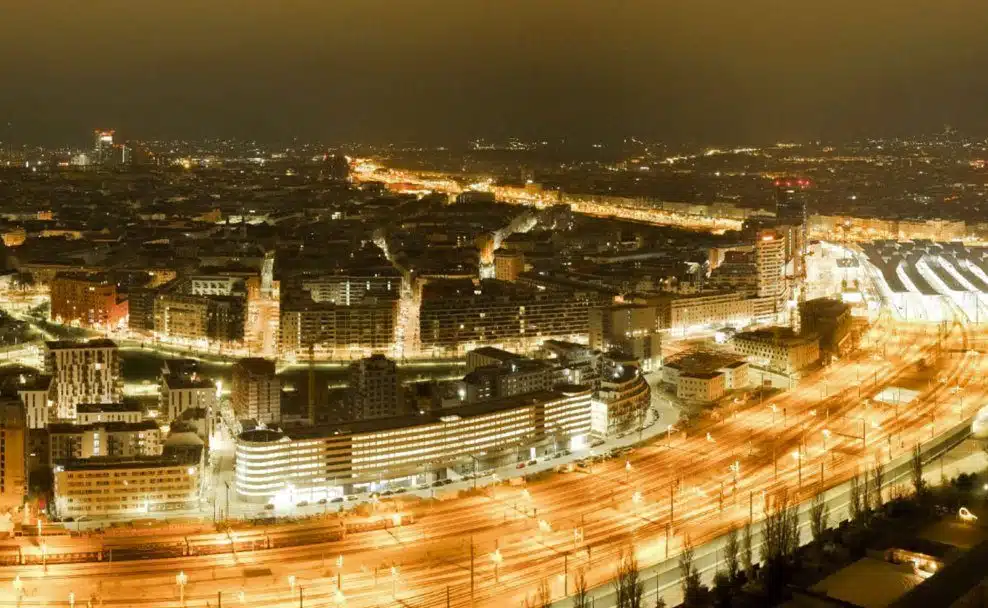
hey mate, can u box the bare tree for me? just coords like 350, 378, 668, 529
573, 568, 591, 608
760, 491, 800, 598
679, 537, 704, 608
810, 493, 829, 543
862, 470, 872, 514
614, 547, 645, 608
848, 474, 863, 521
911, 445, 926, 497
872, 462, 885, 510
530, 578, 552, 608
523, 578, 552, 608
741, 521, 753, 577
723, 526, 740, 582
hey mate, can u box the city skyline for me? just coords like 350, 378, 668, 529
4, 1, 988, 146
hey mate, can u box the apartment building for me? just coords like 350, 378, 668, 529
44, 340, 122, 421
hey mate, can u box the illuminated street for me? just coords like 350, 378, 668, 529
0, 312, 981, 607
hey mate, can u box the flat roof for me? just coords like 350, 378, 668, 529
49, 420, 159, 434
77, 402, 141, 414
242, 386, 592, 443
664, 350, 745, 375
45, 338, 118, 350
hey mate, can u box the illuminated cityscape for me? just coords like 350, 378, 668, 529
2, 2, 988, 607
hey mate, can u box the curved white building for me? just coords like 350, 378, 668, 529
971, 405, 988, 440
235, 387, 592, 504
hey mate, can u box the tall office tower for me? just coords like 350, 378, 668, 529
494, 249, 525, 281
0, 399, 26, 512
775, 179, 811, 329
755, 229, 786, 299
44, 339, 122, 421
348, 354, 402, 421
775, 179, 809, 226
93, 130, 114, 165
231, 358, 281, 424
775, 180, 809, 272
588, 304, 662, 372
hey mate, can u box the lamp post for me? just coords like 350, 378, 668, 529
792, 450, 801, 487
176, 571, 188, 607
491, 548, 503, 582
336, 554, 344, 590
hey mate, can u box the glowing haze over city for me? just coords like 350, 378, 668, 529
2, 2, 988, 608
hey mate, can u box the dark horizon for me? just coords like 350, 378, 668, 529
4, 0, 988, 147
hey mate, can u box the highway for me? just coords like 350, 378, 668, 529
0, 313, 983, 607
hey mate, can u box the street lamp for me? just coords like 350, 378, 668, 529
176, 571, 188, 607
491, 548, 503, 582
792, 450, 802, 486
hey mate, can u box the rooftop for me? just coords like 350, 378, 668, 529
45, 338, 118, 350
664, 349, 746, 375
240, 386, 592, 443
76, 402, 142, 414
49, 420, 159, 434
733, 327, 818, 346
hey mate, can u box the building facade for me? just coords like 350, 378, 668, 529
419, 279, 592, 355
348, 354, 403, 420
590, 365, 651, 437
153, 294, 245, 343
231, 358, 281, 423
49, 421, 162, 462
17, 376, 53, 430
0, 400, 26, 512
44, 340, 122, 421
278, 296, 396, 358
494, 249, 525, 281
235, 387, 592, 503
53, 450, 203, 518
50, 273, 128, 329
732, 328, 820, 374
76, 403, 143, 425
588, 303, 662, 372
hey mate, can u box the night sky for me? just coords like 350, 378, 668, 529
3, 0, 988, 145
